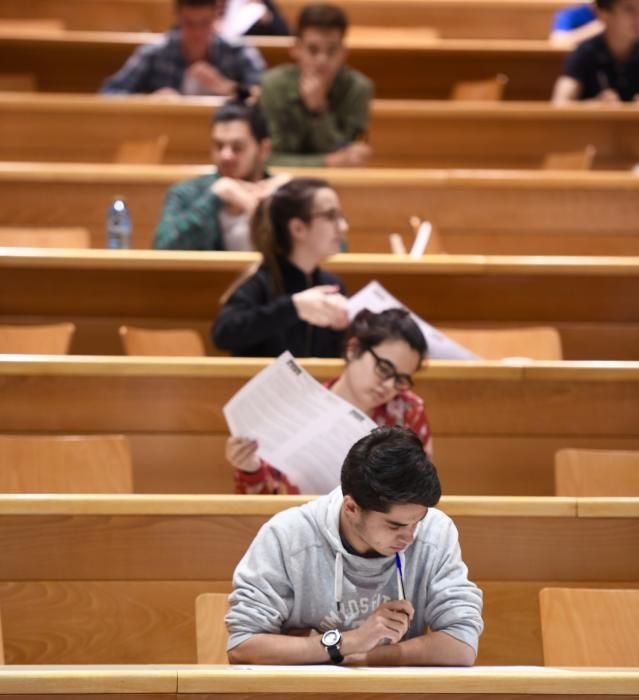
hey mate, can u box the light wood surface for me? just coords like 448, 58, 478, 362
0, 0, 570, 39
3, 163, 639, 256
114, 133, 169, 165
438, 326, 563, 360
0, 665, 637, 698
0, 435, 133, 493
120, 326, 206, 356
2, 356, 639, 496
0, 226, 90, 248
195, 593, 229, 664
0, 29, 569, 100
451, 74, 508, 100
555, 449, 639, 497
540, 587, 639, 666
0, 322, 75, 354
0, 495, 637, 665
543, 144, 597, 171
2, 94, 639, 169
1, 250, 638, 360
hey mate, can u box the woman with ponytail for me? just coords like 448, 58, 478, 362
226, 308, 433, 494
212, 176, 349, 357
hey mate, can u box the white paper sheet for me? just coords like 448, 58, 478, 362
347, 281, 479, 361
219, 0, 267, 40
223, 352, 377, 494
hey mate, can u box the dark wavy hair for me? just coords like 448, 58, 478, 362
344, 308, 428, 360
341, 425, 441, 512
212, 98, 269, 143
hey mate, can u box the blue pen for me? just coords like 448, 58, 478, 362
395, 552, 406, 600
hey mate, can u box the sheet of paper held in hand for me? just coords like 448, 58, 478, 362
347, 281, 479, 361
223, 352, 377, 494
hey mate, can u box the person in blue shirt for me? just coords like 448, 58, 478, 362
550, 3, 603, 45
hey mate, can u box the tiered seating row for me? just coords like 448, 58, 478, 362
2, 357, 638, 496
2, 95, 638, 169
3, 164, 639, 255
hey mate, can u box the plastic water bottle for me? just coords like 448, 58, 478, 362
106, 197, 132, 249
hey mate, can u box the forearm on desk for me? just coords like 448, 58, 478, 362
353, 630, 476, 667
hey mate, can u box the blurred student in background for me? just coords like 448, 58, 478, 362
212, 177, 348, 356
549, 3, 603, 46
154, 98, 289, 250
259, 4, 373, 166
552, 0, 639, 102
101, 0, 264, 96
226, 308, 433, 494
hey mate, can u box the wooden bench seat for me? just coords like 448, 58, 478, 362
0, 495, 637, 665
1, 94, 638, 169
0, 29, 568, 99
1, 356, 638, 496
1, 250, 638, 359
3, 163, 639, 255
0, 0, 570, 39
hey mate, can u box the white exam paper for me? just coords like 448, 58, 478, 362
223, 352, 377, 494
219, 0, 266, 40
347, 281, 479, 361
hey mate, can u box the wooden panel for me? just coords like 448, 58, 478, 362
1, 251, 638, 359
1, 579, 638, 666
539, 587, 639, 666
2, 95, 639, 169
0, 581, 229, 664
0, 30, 567, 100
0, 0, 565, 39
1, 358, 639, 496
4, 165, 639, 255
0, 501, 638, 582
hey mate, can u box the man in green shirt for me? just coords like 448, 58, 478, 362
153, 100, 289, 250
259, 3, 373, 167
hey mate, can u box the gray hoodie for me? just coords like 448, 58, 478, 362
226, 488, 484, 655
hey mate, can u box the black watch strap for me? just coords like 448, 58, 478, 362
326, 644, 344, 664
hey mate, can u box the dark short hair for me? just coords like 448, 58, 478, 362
176, 0, 217, 8
595, 0, 617, 10
212, 99, 269, 143
341, 426, 441, 512
296, 3, 348, 36
345, 308, 428, 361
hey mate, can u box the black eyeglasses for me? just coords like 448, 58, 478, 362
368, 348, 414, 391
309, 208, 346, 225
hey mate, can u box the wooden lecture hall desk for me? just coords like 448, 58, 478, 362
4, 163, 639, 256
1, 250, 638, 359
0, 0, 575, 39
0, 666, 638, 700
1, 94, 638, 170
0, 29, 568, 99
0, 494, 637, 664
1, 356, 638, 496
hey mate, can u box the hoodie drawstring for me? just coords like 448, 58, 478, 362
334, 551, 343, 612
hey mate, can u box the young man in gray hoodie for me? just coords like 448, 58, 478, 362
226, 425, 483, 666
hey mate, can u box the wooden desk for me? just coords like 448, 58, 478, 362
1, 250, 638, 359
0, 0, 569, 39
0, 666, 638, 699
0, 495, 637, 665
4, 163, 639, 255
1, 94, 638, 169
0, 29, 568, 99
1, 357, 638, 496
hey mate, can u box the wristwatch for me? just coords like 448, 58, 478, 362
321, 628, 344, 664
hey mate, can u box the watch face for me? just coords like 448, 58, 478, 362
322, 629, 340, 646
